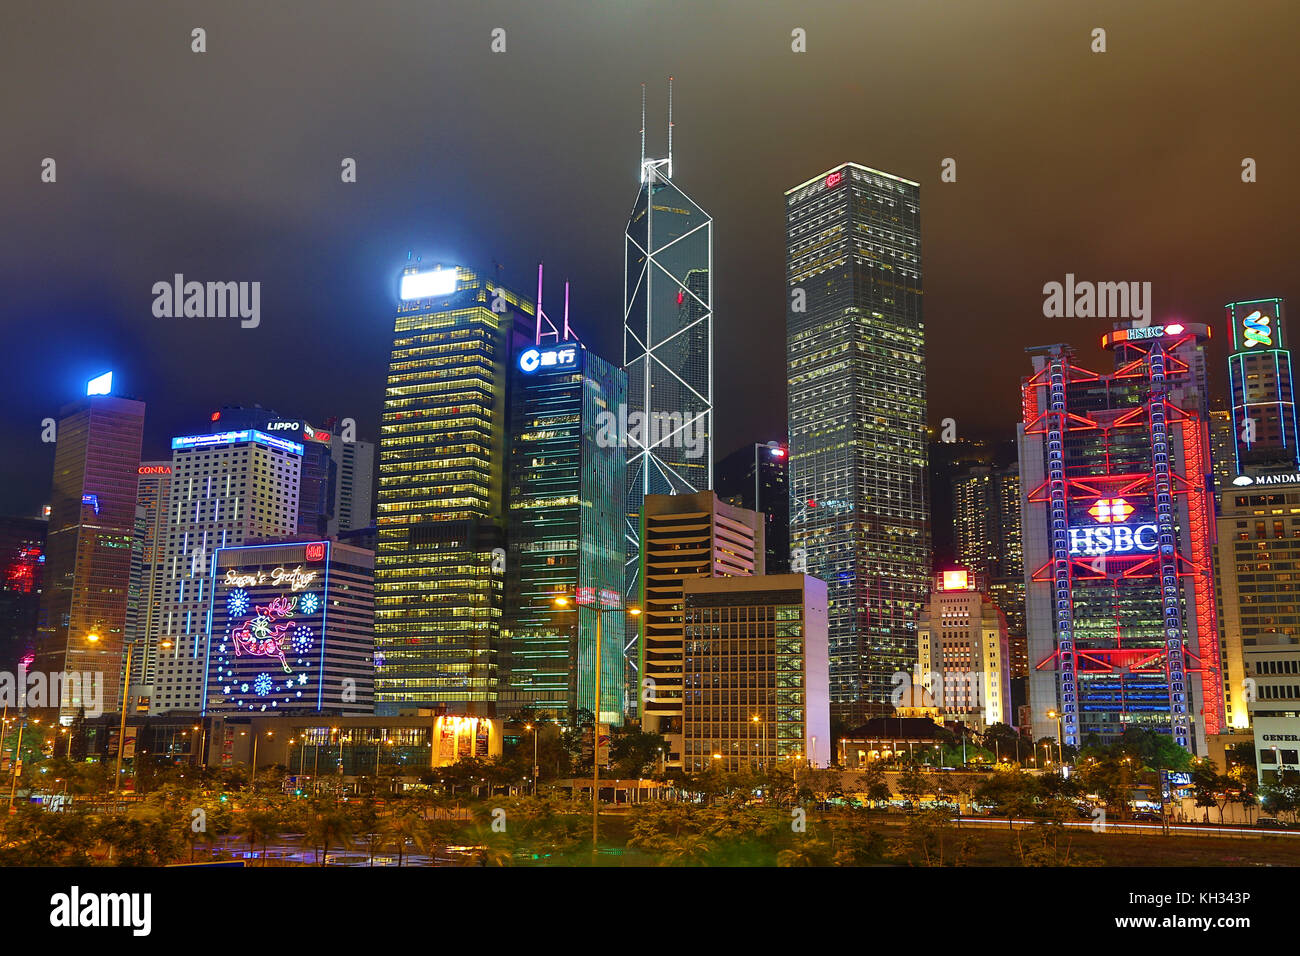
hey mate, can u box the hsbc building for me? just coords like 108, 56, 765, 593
1019, 323, 1223, 755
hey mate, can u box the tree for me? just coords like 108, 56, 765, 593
382, 806, 430, 866
897, 765, 928, 805
608, 729, 669, 779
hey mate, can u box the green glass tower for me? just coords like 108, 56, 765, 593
374, 266, 534, 716
503, 341, 627, 725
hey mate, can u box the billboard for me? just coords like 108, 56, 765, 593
206, 542, 329, 713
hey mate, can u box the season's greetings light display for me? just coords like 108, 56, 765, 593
208, 551, 328, 712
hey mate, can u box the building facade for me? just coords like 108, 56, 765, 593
203, 539, 374, 716
502, 340, 627, 724
0, 516, 46, 676
915, 569, 1012, 732
151, 430, 303, 714
36, 382, 146, 716
125, 462, 172, 712
623, 129, 714, 704
682, 573, 830, 771
374, 265, 534, 716
1242, 634, 1300, 781
1020, 323, 1222, 754
785, 162, 928, 725
1215, 475, 1300, 728
640, 491, 763, 766
1227, 298, 1297, 475
714, 441, 791, 574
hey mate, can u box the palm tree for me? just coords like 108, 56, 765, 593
381, 809, 429, 867
305, 809, 353, 866
241, 810, 278, 866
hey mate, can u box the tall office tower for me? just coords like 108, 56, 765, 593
1214, 475, 1300, 729
151, 430, 302, 714
374, 265, 535, 716
123, 462, 172, 711
682, 573, 830, 770
203, 539, 374, 716
952, 464, 1025, 640
209, 406, 336, 537
1226, 298, 1298, 475
915, 569, 1012, 733
502, 339, 627, 724
1020, 323, 1221, 754
0, 516, 46, 675
641, 491, 763, 766
929, 437, 1000, 568
714, 441, 791, 574
624, 82, 714, 702
328, 434, 375, 536
785, 162, 928, 725
1208, 406, 1235, 505
36, 375, 145, 716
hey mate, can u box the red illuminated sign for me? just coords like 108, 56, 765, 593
304, 428, 331, 444
138, 465, 172, 475
304, 543, 326, 562
825, 171, 843, 188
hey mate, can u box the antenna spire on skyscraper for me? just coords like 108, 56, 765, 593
667, 76, 674, 179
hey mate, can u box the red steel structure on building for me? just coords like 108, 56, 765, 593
1021, 326, 1223, 751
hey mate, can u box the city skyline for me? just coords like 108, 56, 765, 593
5, 2, 1300, 517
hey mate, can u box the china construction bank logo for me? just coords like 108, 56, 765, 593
1242, 309, 1273, 347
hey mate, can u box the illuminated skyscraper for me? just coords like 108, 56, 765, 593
151, 430, 303, 714
502, 337, 627, 724
0, 516, 45, 676
36, 376, 145, 716
785, 162, 928, 725
1226, 298, 1298, 475
624, 81, 714, 706
124, 461, 171, 711
203, 539, 374, 716
1020, 323, 1221, 754
374, 265, 534, 716
641, 491, 762, 767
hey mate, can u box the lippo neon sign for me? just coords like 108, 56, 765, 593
1068, 524, 1159, 556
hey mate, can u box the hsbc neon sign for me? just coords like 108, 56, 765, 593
1068, 524, 1159, 556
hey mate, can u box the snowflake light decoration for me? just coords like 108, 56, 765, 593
298, 592, 320, 615
227, 589, 251, 617
254, 672, 274, 696
291, 626, 315, 655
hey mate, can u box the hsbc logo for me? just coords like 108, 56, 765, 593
1068, 524, 1159, 556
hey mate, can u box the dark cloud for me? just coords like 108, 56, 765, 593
2, 0, 1297, 513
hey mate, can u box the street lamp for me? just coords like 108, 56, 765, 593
88, 632, 172, 796
525, 723, 539, 796
250, 730, 274, 793
1046, 709, 1065, 771
553, 593, 641, 859
751, 714, 767, 769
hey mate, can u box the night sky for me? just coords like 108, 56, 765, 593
2, 0, 1298, 516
